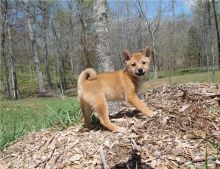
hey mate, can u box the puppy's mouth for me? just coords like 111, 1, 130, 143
135, 72, 146, 76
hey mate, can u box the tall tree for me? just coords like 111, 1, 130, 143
7, 5, 19, 99
168, 0, 175, 84
206, 0, 212, 71
40, 0, 52, 91
67, 0, 75, 74
77, 0, 90, 68
93, 0, 114, 72
23, 0, 46, 94
137, 0, 161, 79
212, 0, 220, 69
125, 1, 131, 50
51, 19, 64, 93
136, 14, 143, 49
1, 0, 11, 98
186, 26, 200, 66
93, 0, 117, 113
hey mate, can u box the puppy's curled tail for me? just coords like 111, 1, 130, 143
77, 68, 97, 98
78, 68, 97, 84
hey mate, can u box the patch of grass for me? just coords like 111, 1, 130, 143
45, 98, 82, 129
0, 97, 81, 150
149, 67, 210, 79
143, 70, 220, 90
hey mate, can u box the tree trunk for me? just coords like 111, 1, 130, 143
208, 0, 212, 72
1, 0, 11, 98
151, 35, 158, 79
204, 10, 209, 71
93, 0, 118, 112
211, 46, 215, 82
152, 45, 158, 79
78, 0, 90, 68
93, 0, 114, 72
24, 0, 46, 94
137, 14, 143, 49
212, 0, 220, 69
137, 1, 160, 79
44, 33, 52, 90
51, 21, 64, 93
125, 1, 130, 50
33, 40, 46, 93
67, 0, 75, 75
7, 15, 19, 99
40, 0, 52, 91
168, 0, 175, 84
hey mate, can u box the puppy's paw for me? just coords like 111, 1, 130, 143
113, 126, 126, 133
146, 110, 157, 117
118, 127, 127, 133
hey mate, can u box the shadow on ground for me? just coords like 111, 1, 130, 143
111, 150, 153, 169
110, 109, 143, 119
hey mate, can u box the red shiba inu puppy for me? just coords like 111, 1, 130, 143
77, 47, 156, 131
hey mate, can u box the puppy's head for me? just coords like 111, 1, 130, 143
123, 47, 151, 77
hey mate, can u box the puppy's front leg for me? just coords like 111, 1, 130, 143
127, 94, 156, 117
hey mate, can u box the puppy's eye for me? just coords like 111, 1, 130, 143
142, 61, 146, 64
131, 63, 136, 66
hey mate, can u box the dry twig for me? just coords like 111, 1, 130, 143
99, 145, 109, 169
34, 146, 56, 168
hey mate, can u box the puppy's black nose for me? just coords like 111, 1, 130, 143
138, 68, 143, 73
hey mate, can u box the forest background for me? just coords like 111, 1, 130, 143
1, 0, 220, 99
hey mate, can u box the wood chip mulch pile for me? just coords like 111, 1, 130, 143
0, 83, 220, 169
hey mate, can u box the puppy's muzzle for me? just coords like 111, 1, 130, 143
135, 68, 145, 76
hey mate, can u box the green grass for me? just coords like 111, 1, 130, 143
149, 67, 210, 79
143, 70, 220, 90
0, 97, 81, 150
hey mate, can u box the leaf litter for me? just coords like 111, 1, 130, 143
0, 82, 220, 169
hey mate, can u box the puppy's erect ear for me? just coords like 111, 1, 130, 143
123, 50, 131, 61
144, 46, 152, 58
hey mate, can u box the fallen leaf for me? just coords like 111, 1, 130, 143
69, 154, 81, 162
179, 104, 190, 112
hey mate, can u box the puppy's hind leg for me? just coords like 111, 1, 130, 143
93, 95, 123, 132
80, 99, 93, 129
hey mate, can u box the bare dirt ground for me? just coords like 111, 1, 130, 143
0, 83, 220, 169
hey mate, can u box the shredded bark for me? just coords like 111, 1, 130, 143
0, 83, 219, 169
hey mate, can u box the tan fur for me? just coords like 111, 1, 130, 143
77, 47, 156, 131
